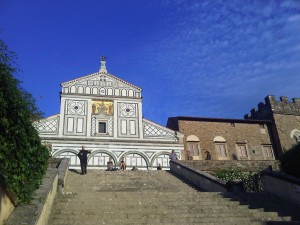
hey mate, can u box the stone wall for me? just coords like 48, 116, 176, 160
177, 119, 273, 160
5, 168, 58, 225
273, 114, 300, 152
5, 158, 69, 225
0, 186, 15, 225
181, 160, 279, 172
262, 172, 300, 207
245, 96, 300, 155
170, 160, 228, 192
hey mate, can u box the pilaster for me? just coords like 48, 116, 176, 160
58, 97, 66, 137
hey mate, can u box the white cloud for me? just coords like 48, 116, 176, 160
281, 0, 300, 9
287, 14, 300, 22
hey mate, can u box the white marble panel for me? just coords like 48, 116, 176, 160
67, 118, 74, 132
77, 118, 83, 133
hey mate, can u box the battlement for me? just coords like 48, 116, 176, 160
244, 95, 300, 119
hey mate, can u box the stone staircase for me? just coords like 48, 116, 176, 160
47, 170, 300, 225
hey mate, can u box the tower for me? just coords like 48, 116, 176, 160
244, 96, 300, 156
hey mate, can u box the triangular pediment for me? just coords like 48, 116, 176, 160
61, 71, 142, 98
61, 72, 141, 90
33, 114, 59, 134
143, 118, 182, 141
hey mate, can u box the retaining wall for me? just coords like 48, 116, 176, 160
170, 160, 229, 192
4, 158, 69, 225
181, 160, 279, 172
262, 172, 300, 207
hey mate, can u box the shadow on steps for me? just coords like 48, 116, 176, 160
168, 170, 300, 223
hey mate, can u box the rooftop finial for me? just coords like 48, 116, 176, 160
99, 56, 107, 73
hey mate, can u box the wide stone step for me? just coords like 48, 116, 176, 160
56, 194, 232, 199
52, 205, 256, 213
47, 170, 300, 225
50, 208, 291, 220
49, 213, 290, 222
56, 193, 241, 200
47, 220, 269, 225
52, 201, 248, 208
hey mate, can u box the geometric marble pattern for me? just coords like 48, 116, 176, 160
61, 72, 142, 99
145, 152, 155, 158
66, 100, 86, 115
33, 115, 59, 133
119, 103, 137, 118
144, 121, 174, 137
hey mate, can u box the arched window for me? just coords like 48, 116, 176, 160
291, 129, 300, 144
128, 90, 134, 97
92, 87, 98, 95
86, 87, 91, 94
70, 86, 76, 93
121, 89, 127, 96
78, 86, 84, 94
213, 136, 228, 160
107, 88, 113, 95
186, 135, 200, 159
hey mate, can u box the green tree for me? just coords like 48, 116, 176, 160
0, 39, 50, 205
280, 142, 300, 178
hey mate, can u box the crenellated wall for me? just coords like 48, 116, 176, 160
244, 96, 300, 119
245, 96, 300, 155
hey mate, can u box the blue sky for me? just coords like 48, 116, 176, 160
1, 0, 300, 126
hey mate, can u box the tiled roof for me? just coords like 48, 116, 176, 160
169, 116, 272, 124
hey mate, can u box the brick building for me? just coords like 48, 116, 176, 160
167, 96, 300, 160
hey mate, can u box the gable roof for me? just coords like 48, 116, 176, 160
61, 71, 142, 91
169, 116, 271, 123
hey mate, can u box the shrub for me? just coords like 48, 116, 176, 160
0, 39, 50, 205
213, 169, 263, 192
280, 143, 300, 178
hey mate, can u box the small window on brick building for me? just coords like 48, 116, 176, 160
236, 144, 248, 159
213, 136, 228, 160
186, 135, 201, 159
262, 145, 274, 159
216, 144, 227, 157
187, 142, 200, 156
259, 123, 266, 134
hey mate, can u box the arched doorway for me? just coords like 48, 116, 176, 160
88, 151, 116, 169
120, 152, 149, 170
53, 149, 79, 167
151, 152, 171, 169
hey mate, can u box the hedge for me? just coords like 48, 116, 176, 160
0, 39, 50, 205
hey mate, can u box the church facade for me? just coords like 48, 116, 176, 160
34, 58, 183, 170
